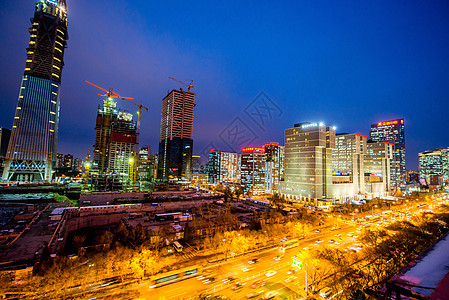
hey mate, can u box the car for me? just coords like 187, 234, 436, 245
202, 277, 216, 284
328, 239, 335, 243
223, 276, 236, 283
246, 291, 264, 299
251, 280, 266, 289
265, 270, 277, 277
347, 233, 353, 237
261, 291, 279, 300
248, 258, 259, 264
334, 241, 341, 245
232, 283, 244, 291
316, 239, 324, 243
284, 276, 296, 283
242, 266, 255, 272
335, 234, 342, 237
287, 269, 297, 275
315, 229, 320, 233
319, 287, 332, 298
273, 255, 284, 261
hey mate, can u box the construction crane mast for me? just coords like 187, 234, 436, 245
168, 77, 194, 92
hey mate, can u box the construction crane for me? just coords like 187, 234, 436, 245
85, 81, 147, 189
6, 148, 60, 183
168, 77, 194, 92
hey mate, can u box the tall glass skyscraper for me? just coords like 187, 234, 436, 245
369, 119, 405, 190
2, 0, 68, 182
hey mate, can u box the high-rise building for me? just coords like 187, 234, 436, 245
364, 141, 393, 196
279, 122, 335, 204
157, 89, 195, 181
207, 149, 238, 184
369, 119, 405, 190
137, 145, 157, 182
419, 147, 449, 184
192, 155, 203, 173
0, 128, 11, 174
240, 147, 266, 195
330, 133, 367, 201
63, 154, 73, 169
264, 142, 284, 194
92, 98, 137, 177
2, 0, 68, 182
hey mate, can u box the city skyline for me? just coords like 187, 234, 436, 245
1, 1, 449, 169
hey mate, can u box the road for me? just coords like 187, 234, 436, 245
117, 198, 447, 299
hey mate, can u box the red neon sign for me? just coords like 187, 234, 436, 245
377, 119, 404, 127
242, 147, 264, 152
264, 142, 279, 147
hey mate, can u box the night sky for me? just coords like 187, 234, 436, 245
1, 1, 449, 169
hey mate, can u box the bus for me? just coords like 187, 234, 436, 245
173, 241, 183, 252
280, 238, 300, 251
149, 265, 201, 288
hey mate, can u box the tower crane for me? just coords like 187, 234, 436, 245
168, 77, 194, 92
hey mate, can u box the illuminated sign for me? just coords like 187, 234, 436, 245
292, 257, 302, 269
46, 0, 58, 5
242, 147, 264, 152
264, 142, 279, 147
301, 123, 317, 129
377, 119, 404, 127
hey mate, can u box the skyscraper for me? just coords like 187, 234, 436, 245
419, 147, 449, 184
364, 141, 393, 196
2, 0, 68, 182
207, 149, 238, 184
157, 89, 195, 181
369, 119, 405, 190
240, 147, 266, 195
279, 122, 335, 204
264, 142, 284, 194
331, 133, 367, 201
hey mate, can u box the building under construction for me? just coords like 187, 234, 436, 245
91, 97, 137, 189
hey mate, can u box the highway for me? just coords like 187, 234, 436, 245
100, 197, 447, 300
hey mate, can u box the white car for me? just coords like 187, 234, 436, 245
265, 270, 277, 277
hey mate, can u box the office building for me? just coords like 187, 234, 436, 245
207, 149, 239, 184
279, 122, 335, 204
192, 155, 203, 173
2, 0, 68, 182
240, 147, 266, 195
264, 142, 284, 194
158, 89, 195, 181
63, 154, 73, 169
419, 147, 449, 184
331, 133, 367, 201
138, 146, 157, 182
364, 141, 393, 197
369, 119, 405, 190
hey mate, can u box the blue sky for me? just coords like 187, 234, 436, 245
1, 0, 449, 169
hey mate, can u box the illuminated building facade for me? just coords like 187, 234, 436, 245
158, 89, 195, 181
264, 143, 284, 194
207, 150, 238, 184
369, 119, 405, 190
2, 0, 68, 182
279, 122, 335, 203
240, 147, 266, 195
364, 141, 393, 197
419, 147, 449, 184
330, 133, 367, 201
92, 98, 137, 177
138, 146, 157, 182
